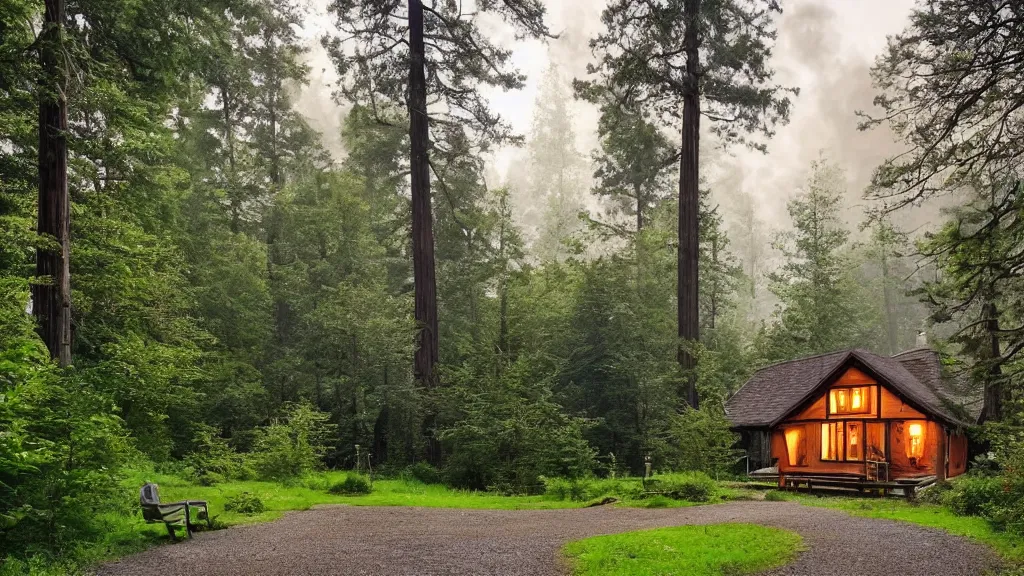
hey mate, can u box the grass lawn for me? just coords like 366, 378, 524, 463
131, 469, 588, 529
563, 523, 803, 576
776, 492, 1024, 565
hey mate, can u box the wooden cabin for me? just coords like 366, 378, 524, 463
726, 348, 975, 494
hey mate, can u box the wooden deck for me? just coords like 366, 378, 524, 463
779, 473, 937, 499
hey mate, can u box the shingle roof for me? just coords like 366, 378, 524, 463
725, 348, 971, 429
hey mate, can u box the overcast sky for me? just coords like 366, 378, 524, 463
296, 0, 921, 229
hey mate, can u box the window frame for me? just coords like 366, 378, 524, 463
783, 425, 809, 468
827, 385, 876, 416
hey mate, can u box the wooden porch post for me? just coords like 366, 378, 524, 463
935, 425, 947, 483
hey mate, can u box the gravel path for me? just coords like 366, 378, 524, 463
97, 501, 1000, 576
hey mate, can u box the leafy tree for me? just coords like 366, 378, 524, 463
579, 0, 796, 408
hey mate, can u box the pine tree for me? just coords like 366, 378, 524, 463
579, 0, 795, 408
35, 0, 71, 366
524, 64, 588, 261
325, 0, 552, 402
762, 157, 878, 362
582, 86, 676, 235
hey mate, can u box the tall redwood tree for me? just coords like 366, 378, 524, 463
326, 0, 551, 392
35, 0, 72, 366
580, 0, 794, 408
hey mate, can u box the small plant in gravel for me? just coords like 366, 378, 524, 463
224, 492, 266, 515
329, 474, 372, 495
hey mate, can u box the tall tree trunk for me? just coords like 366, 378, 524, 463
408, 0, 440, 464
980, 299, 1003, 423
881, 252, 898, 355
408, 0, 438, 389
676, 0, 700, 410
35, 0, 72, 367
635, 183, 644, 233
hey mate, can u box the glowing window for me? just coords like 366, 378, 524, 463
829, 386, 874, 415
785, 427, 808, 467
906, 421, 925, 460
846, 421, 863, 461
821, 422, 845, 461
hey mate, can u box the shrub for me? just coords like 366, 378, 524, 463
251, 403, 336, 482
917, 480, 952, 505
542, 477, 643, 502
403, 462, 442, 485
224, 492, 265, 515
763, 490, 788, 502
941, 475, 1003, 517
438, 356, 597, 493
667, 407, 742, 478
328, 474, 372, 495
653, 472, 717, 502
183, 425, 253, 485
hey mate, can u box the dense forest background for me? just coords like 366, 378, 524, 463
2, 0, 1022, 565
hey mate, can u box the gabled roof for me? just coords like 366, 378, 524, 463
725, 348, 971, 429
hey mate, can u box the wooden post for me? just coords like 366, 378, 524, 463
935, 425, 947, 483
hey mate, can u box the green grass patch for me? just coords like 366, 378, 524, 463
563, 523, 803, 576
783, 493, 1024, 565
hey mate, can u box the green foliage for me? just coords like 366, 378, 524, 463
646, 472, 718, 503
563, 524, 803, 576
183, 426, 254, 485
941, 475, 1003, 518
542, 477, 643, 502
328, 474, 372, 495
758, 157, 884, 362
223, 492, 266, 515
251, 404, 336, 482
440, 356, 597, 493
403, 462, 443, 485
763, 490, 788, 502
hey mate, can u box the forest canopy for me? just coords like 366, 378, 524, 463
1, 0, 1023, 569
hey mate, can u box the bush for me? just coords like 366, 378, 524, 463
542, 477, 643, 502
328, 474, 372, 495
403, 462, 442, 485
224, 492, 265, 515
941, 475, 1003, 517
251, 403, 336, 482
652, 472, 717, 502
438, 356, 597, 493
764, 490, 788, 502
183, 425, 253, 485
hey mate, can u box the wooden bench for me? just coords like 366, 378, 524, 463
140, 482, 211, 540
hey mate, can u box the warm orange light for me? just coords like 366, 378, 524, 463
852, 388, 862, 410
907, 423, 925, 460
785, 428, 805, 466
837, 390, 848, 411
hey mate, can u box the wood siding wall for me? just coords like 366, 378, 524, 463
771, 367, 966, 480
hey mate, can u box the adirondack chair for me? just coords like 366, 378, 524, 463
140, 482, 211, 540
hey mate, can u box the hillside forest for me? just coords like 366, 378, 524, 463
2, 0, 1023, 568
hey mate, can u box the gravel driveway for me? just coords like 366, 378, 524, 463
97, 501, 1000, 576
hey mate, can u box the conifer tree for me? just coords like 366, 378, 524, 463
762, 158, 878, 362
579, 0, 795, 408
326, 0, 552, 397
